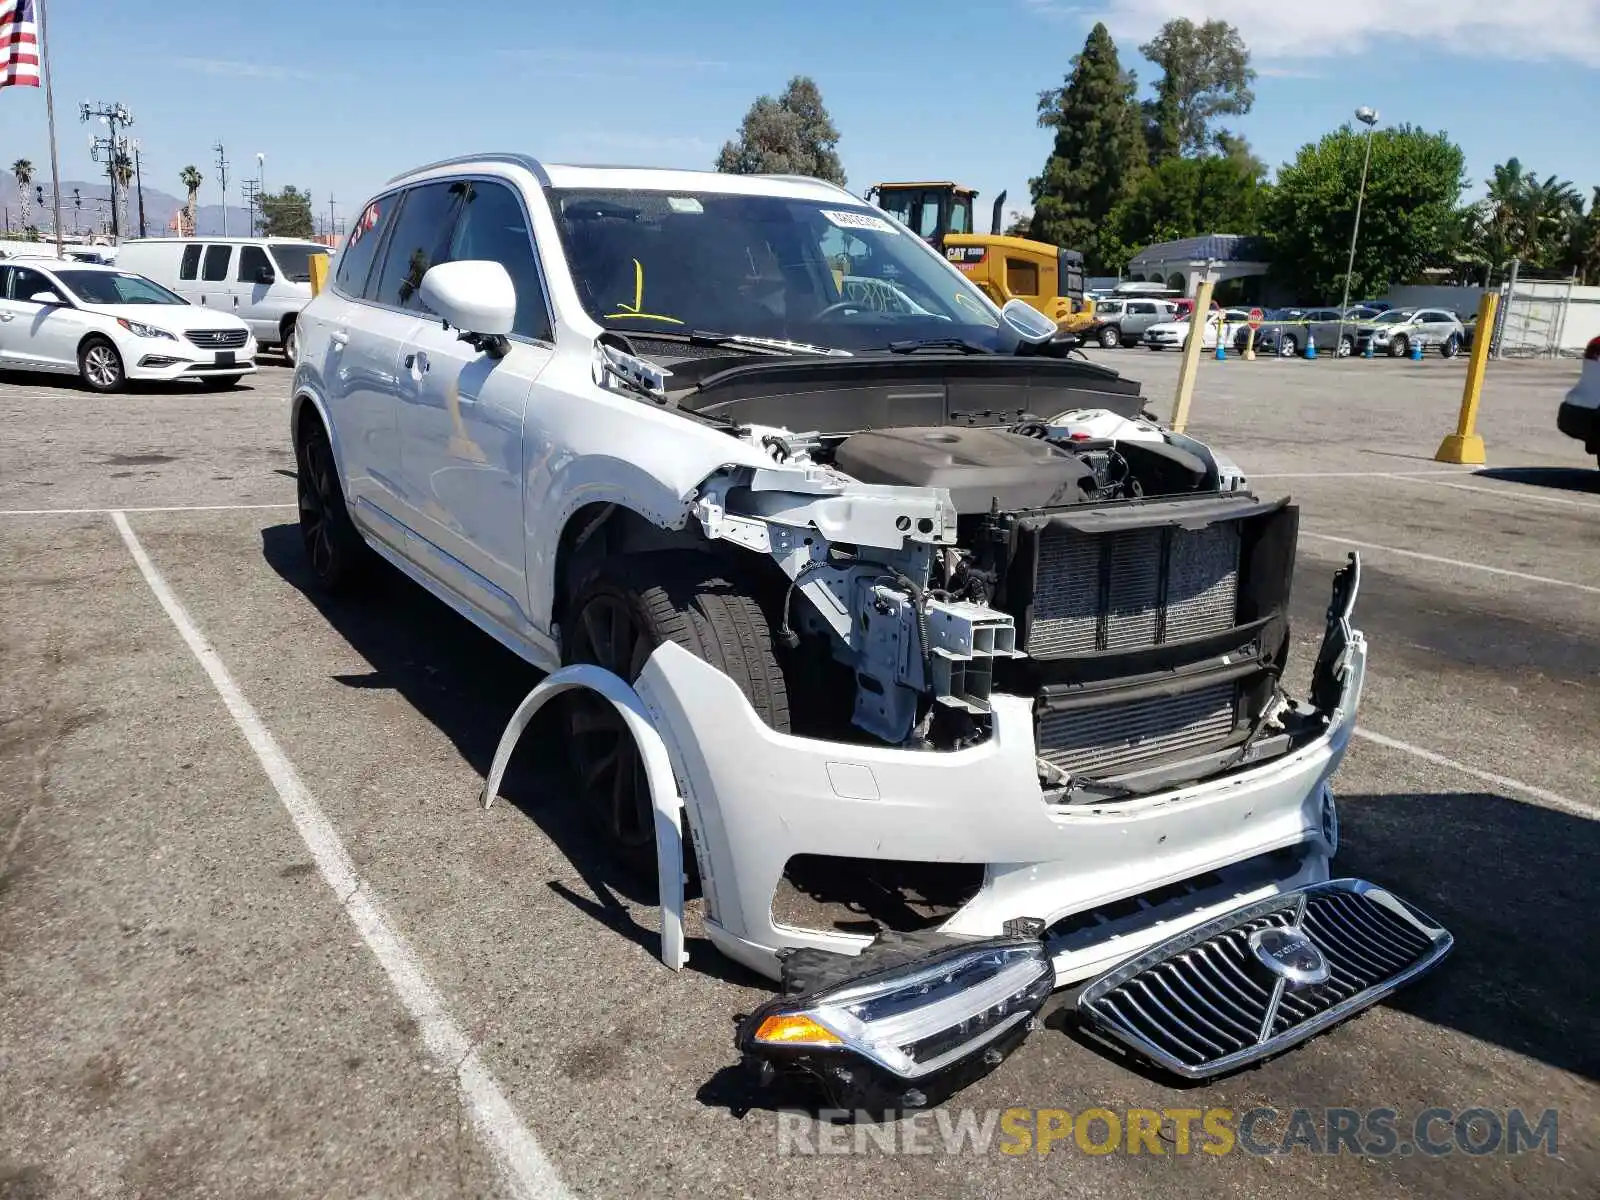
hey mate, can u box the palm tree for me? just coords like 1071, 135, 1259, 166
111, 151, 135, 236
11, 158, 34, 233
1473, 159, 1584, 275
179, 164, 203, 236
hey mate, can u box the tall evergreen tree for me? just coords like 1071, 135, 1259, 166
716, 76, 846, 186
1027, 23, 1145, 270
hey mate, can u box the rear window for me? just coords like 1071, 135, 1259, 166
268, 243, 329, 284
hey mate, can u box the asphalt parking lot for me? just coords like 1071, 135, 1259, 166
1, 351, 1596, 1199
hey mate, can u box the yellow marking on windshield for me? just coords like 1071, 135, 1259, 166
605, 259, 684, 325
953, 289, 999, 326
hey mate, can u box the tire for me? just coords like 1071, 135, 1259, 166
1338, 335, 1355, 358
78, 337, 126, 393
1098, 325, 1120, 349
1278, 335, 1298, 358
295, 416, 372, 594
281, 320, 298, 367
1389, 334, 1409, 358
562, 552, 790, 875
1440, 334, 1461, 359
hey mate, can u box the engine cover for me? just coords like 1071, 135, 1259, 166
832, 427, 1096, 514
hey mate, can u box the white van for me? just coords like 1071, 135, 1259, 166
115, 237, 330, 365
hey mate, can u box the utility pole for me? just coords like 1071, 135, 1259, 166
72, 188, 81, 236
241, 179, 260, 235
131, 139, 148, 237
213, 142, 230, 236
329, 193, 336, 244
80, 100, 133, 241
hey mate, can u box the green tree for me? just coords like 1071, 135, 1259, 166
1563, 188, 1600, 284
257, 185, 314, 238
716, 76, 845, 185
179, 164, 203, 236
12, 158, 34, 232
1099, 153, 1269, 273
1140, 19, 1256, 163
1463, 158, 1584, 277
1265, 123, 1466, 300
1027, 22, 1146, 271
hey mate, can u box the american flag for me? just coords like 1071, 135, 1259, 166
1, 0, 41, 89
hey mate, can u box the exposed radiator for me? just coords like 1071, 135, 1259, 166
1027, 522, 1241, 658
1036, 681, 1237, 775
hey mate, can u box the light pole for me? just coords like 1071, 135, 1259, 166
1335, 106, 1380, 359
131, 138, 147, 237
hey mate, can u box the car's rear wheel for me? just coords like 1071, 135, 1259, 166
1099, 325, 1120, 349
78, 337, 125, 393
1440, 334, 1461, 359
562, 552, 790, 877
295, 417, 371, 593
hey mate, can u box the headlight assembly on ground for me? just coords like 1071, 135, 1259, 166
738, 930, 1055, 1111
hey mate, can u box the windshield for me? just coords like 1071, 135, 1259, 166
267, 243, 328, 283
55, 270, 187, 306
1373, 310, 1416, 324
546, 187, 1020, 354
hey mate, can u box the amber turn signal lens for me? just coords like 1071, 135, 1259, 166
753, 1013, 841, 1045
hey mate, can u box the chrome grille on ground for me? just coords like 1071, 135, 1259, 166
1076, 880, 1453, 1079
1027, 522, 1240, 658
1035, 681, 1236, 775
185, 328, 248, 349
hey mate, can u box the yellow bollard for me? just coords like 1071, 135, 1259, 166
1243, 325, 1257, 361
1169, 279, 1217, 434
308, 251, 329, 297
1434, 292, 1499, 465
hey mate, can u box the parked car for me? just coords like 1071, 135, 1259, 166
1236, 307, 1365, 357
1557, 334, 1600, 468
116, 237, 329, 366
1142, 307, 1250, 351
291, 153, 1449, 1103
1085, 296, 1177, 347
0, 256, 256, 391
1358, 307, 1467, 358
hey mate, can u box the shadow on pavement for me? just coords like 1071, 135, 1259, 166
259, 522, 676, 954
1335, 789, 1598, 1082
1475, 465, 1600, 494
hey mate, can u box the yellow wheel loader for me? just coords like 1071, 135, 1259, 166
863, 181, 1094, 337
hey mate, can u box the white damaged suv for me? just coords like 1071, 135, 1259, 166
291, 155, 1450, 1103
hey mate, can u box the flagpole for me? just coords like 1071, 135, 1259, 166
36, 0, 65, 255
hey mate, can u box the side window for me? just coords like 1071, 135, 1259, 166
1100, 301, 1121, 316
179, 244, 202, 280
237, 245, 272, 283
1130, 301, 1154, 315
336, 195, 397, 299
11, 267, 52, 301
444, 180, 552, 341
201, 244, 232, 282
1004, 258, 1039, 297
917, 191, 942, 238
0, 266, 11, 299
372, 182, 462, 310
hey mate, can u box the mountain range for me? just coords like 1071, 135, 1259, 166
2, 170, 259, 237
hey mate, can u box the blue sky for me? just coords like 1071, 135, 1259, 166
7, 0, 1599, 231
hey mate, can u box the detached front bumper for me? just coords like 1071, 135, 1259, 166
634, 565, 1368, 990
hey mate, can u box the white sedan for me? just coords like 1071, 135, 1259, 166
0, 257, 256, 392
1142, 308, 1251, 351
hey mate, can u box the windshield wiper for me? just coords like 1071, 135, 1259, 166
689, 331, 852, 357
886, 337, 993, 355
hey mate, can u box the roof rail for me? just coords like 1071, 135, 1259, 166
386, 153, 549, 187
756, 173, 858, 199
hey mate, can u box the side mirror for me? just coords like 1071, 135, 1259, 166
999, 296, 1056, 344
420, 260, 516, 357
256, 266, 276, 284
29, 291, 64, 306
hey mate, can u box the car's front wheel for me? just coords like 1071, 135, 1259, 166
295, 417, 371, 593
562, 552, 790, 877
78, 337, 126, 393
1098, 325, 1120, 349
1338, 335, 1355, 358
1278, 335, 1299, 358
1389, 334, 1410, 358
282, 320, 298, 367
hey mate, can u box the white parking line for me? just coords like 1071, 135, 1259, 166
109, 510, 570, 1200
0, 502, 297, 516
1300, 531, 1600, 595
1383, 473, 1600, 511
1353, 728, 1596, 819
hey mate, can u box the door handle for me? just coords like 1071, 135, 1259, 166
329, 330, 349, 347
0, 313, 13, 322
404, 351, 429, 374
